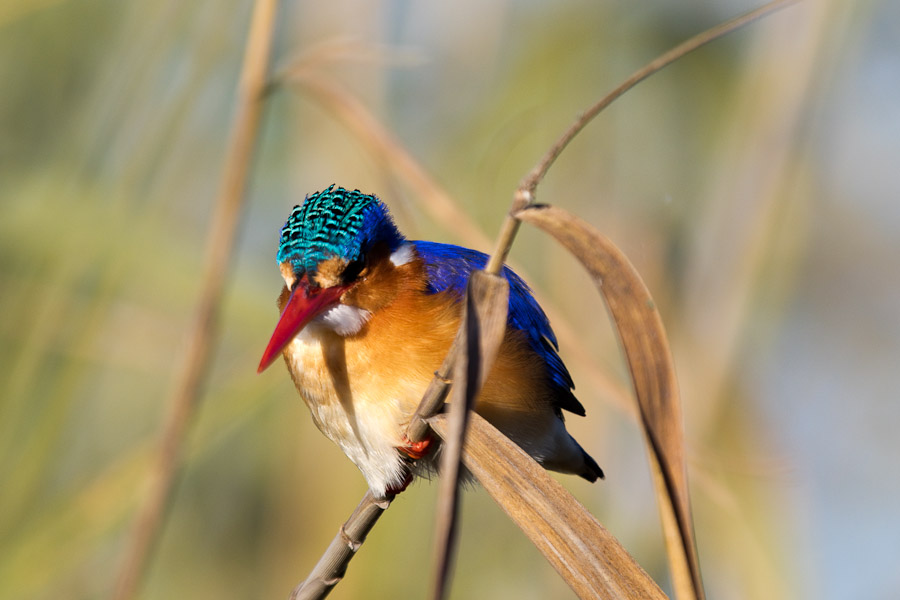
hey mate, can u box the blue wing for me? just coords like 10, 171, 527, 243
413, 240, 584, 416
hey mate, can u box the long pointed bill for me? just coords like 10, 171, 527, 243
257, 282, 348, 373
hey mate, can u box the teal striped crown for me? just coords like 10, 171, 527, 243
276, 185, 404, 276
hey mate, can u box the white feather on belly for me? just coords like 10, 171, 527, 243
284, 325, 418, 496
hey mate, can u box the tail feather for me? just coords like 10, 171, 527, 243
578, 448, 605, 482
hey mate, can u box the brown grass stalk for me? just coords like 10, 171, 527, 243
289, 492, 394, 600
110, 1, 280, 598
430, 272, 509, 600
519, 0, 801, 198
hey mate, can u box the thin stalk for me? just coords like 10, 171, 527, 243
110, 2, 280, 598
290, 492, 393, 600
520, 0, 800, 196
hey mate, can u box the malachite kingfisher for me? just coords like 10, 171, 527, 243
258, 185, 603, 497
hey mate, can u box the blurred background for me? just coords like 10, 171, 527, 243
1, 0, 897, 598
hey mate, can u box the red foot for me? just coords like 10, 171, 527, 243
384, 471, 413, 496
397, 434, 432, 460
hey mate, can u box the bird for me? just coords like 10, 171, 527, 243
258, 185, 603, 497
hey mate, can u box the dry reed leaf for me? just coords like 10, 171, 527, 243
429, 411, 666, 600
516, 204, 702, 600
431, 271, 509, 600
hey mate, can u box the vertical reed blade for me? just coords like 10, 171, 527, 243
429, 411, 667, 600
516, 204, 704, 600
111, 2, 280, 599
431, 270, 509, 600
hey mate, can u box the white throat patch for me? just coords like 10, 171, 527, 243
316, 304, 372, 336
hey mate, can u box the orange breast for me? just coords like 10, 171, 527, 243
354, 281, 563, 442
281, 256, 574, 487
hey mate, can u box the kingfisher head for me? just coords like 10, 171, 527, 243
258, 185, 413, 372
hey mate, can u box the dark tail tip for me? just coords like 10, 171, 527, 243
579, 450, 605, 482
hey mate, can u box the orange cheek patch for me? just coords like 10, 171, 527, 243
312, 257, 349, 288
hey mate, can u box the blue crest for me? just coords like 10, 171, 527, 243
277, 185, 405, 275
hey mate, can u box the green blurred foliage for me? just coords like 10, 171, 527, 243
2, 1, 896, 599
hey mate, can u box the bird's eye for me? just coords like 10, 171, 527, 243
342, 257, 365, 282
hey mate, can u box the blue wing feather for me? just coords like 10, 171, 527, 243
413, 241, 584, 416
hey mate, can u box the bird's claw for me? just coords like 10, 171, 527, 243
397, 434, 432, 460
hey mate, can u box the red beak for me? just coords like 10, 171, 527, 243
257, 279, 349, 373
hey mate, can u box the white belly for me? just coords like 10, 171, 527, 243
283, 327, 425, 496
